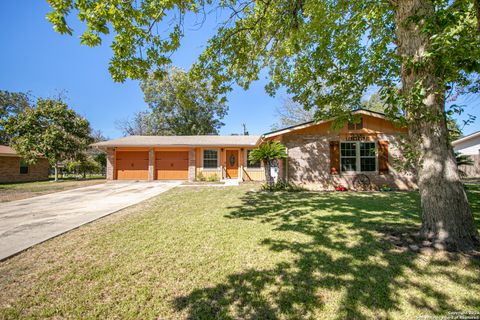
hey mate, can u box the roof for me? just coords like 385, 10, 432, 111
92, 135, 262, 148
0, 145, 18, 157
452, 131, 480, 146
262, 109, 387, 138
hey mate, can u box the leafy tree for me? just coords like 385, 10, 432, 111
65, 154, 100, 179
0, 90, 32, 144
140, 67, 227, 135
2, 98, 93, 181
249, 141, 288, 187
47, 0, 480, 249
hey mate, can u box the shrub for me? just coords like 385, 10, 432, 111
207, 173, 219, 182
261, 180, 304, 192
196, 172, 206, 181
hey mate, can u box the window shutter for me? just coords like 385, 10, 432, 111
378, 140, 389, 174
329, 141, 340, 174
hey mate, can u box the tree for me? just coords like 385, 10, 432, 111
115, 111, 159, 136
272, 97, 315, 130
140, 67, 228, 135
47, 0, 480, 249
0, 90, 32, 144
2, 98, 93, 181
249, 141, 288, 187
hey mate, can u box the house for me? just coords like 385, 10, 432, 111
0, 145, 50, 183
93, 110, 417, 190
452, 131, 480, 177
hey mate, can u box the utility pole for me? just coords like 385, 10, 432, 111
242, 123, 249, 136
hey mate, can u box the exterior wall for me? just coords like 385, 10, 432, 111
0, 156, 49, 183
106, 148, 115, 180
453, 138, 480, 156
272, 114, 417, 190
459, 154, 480, 178
282, 132, 416, 190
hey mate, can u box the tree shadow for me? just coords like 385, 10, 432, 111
173, 191, 480, 319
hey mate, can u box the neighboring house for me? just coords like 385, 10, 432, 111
452, 131, 480, 177
93, 110, 417, 190
0, 145, 49, 183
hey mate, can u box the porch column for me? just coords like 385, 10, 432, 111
188, 148, 196, 182
148, 148, 155, 181
106, 148, 116, 180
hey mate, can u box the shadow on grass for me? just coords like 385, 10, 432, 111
174, 190, 480, 319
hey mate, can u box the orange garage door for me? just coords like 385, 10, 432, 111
116, 151, 149, 180
156, 151, 188, 180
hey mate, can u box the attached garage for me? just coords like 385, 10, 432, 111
156, 151, 188, 180
116, 151, 149, 180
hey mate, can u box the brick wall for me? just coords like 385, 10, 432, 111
0, 156, 49, 183
283, 133, 417, 191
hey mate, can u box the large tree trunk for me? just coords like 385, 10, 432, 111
395, 0, 479, 250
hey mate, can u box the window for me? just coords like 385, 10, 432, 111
341, 142, 357, 172
340, 142, 376, 172
348, 117, 363, 130
203, 149, 218, 168
360, 142, 376, 172
246, 150, 261, 168
19, 160, 29, 174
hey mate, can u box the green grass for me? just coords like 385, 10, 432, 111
0, 179, 105, 202
0, 185, 479, 319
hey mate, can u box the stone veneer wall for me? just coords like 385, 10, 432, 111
106, 148, 115, 180
283, 133, 417, 191
0, 156, 49, 183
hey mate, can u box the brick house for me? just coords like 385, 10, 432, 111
0, 145, 50, 183
93, 110, 417, 190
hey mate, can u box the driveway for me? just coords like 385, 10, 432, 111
0, 181, 180, 260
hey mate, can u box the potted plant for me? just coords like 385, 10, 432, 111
380, 184, 393, 192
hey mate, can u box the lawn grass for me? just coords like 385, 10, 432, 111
0, 185, 479, 319
0, 178, 105, 202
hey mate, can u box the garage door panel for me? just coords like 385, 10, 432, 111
155, 151, 188, 180
116, 151, 149, 180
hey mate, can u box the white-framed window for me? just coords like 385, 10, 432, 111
203, 149, 218, 169
246, 150, 261, 168
340, 141, 376, 173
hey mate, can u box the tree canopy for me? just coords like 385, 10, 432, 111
117, 66, 228, 136
0, 90, 32, 144
2, 97, 93, 180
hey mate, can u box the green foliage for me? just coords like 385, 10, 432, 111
248, 141, 287, 165
46, 0, 479, 121
140, 66, 228, 135
0, 90, 32, 144
261, 180, 304, 192
207, 173, 219, 182
65, 156, 101, 178
196, 172, 206, 182
2, 98, 93, 167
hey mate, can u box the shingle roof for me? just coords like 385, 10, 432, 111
0, 145, 18, 156
452, 131, 480, 146
92, 135, 261, 148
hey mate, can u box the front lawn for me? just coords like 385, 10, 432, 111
0, 185, 479, 319
0, 178, 105, 202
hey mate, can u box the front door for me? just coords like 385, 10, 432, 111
226, 150, 239, 178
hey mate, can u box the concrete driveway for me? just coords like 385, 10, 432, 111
0, 181, 180, 260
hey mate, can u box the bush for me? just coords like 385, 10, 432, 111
261, 180, 304, 192
196, 172, 206, 181
207, 173, 219, 182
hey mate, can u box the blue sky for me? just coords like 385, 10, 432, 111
0, 1, 478, 138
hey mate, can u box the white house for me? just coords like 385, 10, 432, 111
452, 131, 480, 177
